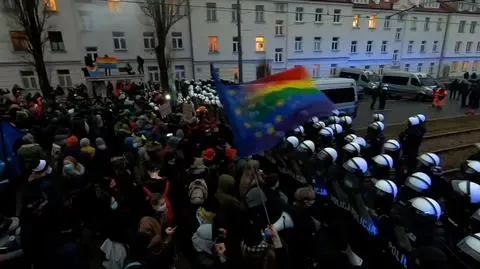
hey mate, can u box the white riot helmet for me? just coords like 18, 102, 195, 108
451, 180, 480, 204
328, 116, 340, 124
408, 116, 420, 126
331, 109, 340, 116
372, 113, 385, 122
343, 142, 361, 155
373, 154, 394, 168
354, 137, 367, 148
464, 160, 480, 174
310, 116, 320, 123
375, 179, 399, 199
286, 136, 300, 148
343, 157, 368, 175
418, 153, 441, 167
369, 121, 385, 132
340, 116, 353, 126
457, 233, 480, 262
416, 114, 427, 123
405, 172, 432, 192
409, 197, 442, 220
317, 147, 338, 162
299, 140, 315, 153
383, 139, 401, 152
328, 124, 343, 135
294, 126, 305, 135
313, 121, 326, 129
319, 127, 334, 137
344, 134, 358, 143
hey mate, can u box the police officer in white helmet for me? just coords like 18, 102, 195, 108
382, 139, 404, 183
416, 153, 445, 198
364, 121, 386, 161
455, 232, 480, 268
370, 154, 395, 181
400, 117, 425, 175
460, 160, 480, 184
399, 172, 432, 201
317, 127, 335, 149
444, 180, 480, 237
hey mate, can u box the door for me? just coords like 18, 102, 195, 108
409, 76, 422, 98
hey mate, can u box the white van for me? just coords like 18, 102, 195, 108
314, 78, 359, 118
338, 68, 381, 96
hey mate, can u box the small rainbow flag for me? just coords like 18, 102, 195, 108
96, 56, 119, 69
211, 64, 334, 156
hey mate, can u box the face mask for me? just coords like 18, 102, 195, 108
63, 163, 75, 173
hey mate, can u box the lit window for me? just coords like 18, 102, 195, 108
255, 36, 265, 52
172, 32, 183, 50
10, 31, 27, 51
57, 70, 72, 87
108, 0, 121, 12
312, 64, 320, 78
144, 32, 155, 49
209, 36, 219, 53
274, 48, 283, 62
451, 62, 458, 73
455, 41, 462, 53
466, 41, 473, 53
20, 71, 38, 90
462, 61, 470, 72
366, 41, 373, 53
353, 15, 360, 28
45, 0, 57, 11
473, 61, 480, 72
368, 15, 377, 29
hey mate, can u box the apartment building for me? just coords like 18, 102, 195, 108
0, 0, 478, 89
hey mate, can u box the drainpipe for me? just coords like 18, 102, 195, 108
186, 0, 196, 79
437, 13, 451, 78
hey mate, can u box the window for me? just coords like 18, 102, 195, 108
366, 40, 373, 53
312, 64, 320, 78
314, 37, 321, 51
417, 63, 423, 72
408, 41, 414, 53
404, 64, 410, 72
470, 21, 477, 33
379, 65, 385, 75
381, 41, 387, 53
147, 66, 160, 82
295, 7, 304, 22
274, 48, 283, 62
411, 17, 417, 30
333, 9, 341, 23
433, 41, 439, 52
411, 78, 421, 86
330, 64, 337, 76
473, 61, 478, 72
107, 0, 121, 12
209, 36, 219, 53
143, 32, 155, 49
315, 8, 323, 23
437, 18, 443, 31
78, 11, 93, 31
113, 31, 126, 50
86, 47, 98, 64
365, 65, 370, 70
395, 28, 401, 41
429, 62, 435, 74
384, 17, 390, 29
451, 61, 458, 73
10, 31, 27, 51
232, 37, 239, 53
175, 65, 185, 79
424, 17, 430, 31
350, 41, 357, 53
45, 0, 57, 11
459, 20, 466, 33
255, 36, 265, 52
477, 42, 480, 53
352, 15, 360, 28
48, 31, 65, 51
455, 41, 462, 53
231, 4, 238, 22
275, 3, 286, 13
57, 70, 72, 87
172, 32, 183, 50
20, 71, 38, 90
420, 40, 426, 53
322, 87, 356, 104
393, 49, 399, 61
331, 37, 339, 51
255, 5, 264, 23
368, 15, 377, 29
294, 37, 303, 52
466, 41, 473, 53
206, 3, 217, 22
275, 20, 284, 36
462, 61, 469, 72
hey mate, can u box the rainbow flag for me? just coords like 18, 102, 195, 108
96, 56, 119, 69
211, 64, 334, 156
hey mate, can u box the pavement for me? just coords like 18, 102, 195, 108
353, 95, 467, 128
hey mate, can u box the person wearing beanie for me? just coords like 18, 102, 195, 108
17, 134, 47, 171
80, 138, 95, 159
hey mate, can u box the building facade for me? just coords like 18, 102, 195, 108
0, 0, 479, 89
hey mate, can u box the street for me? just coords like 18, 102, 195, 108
353, 95, 467, 127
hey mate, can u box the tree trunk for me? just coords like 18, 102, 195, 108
34, 51, 50, 97
155, 36, 170, 91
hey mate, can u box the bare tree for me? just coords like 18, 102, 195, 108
141, 0, 187, 90
7, 0, 52, 96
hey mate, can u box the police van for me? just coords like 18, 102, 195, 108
314, 78, 359, 118
338, 68, 381, 96
381, 71, 438, 101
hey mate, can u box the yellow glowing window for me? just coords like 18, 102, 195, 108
369, 15, 377, 29
476, 61, 480, 71
462, 61, 470, 72
352, 15, 360, 28
209, 36, 219, 52
256, 36, 265, 52
108, 0, 121, 12
45, 0, 57, 11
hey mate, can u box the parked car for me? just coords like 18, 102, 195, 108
381, 71, 438, 101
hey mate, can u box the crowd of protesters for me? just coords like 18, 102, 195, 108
449, 72, 480, 114
0, 78, 479, 269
